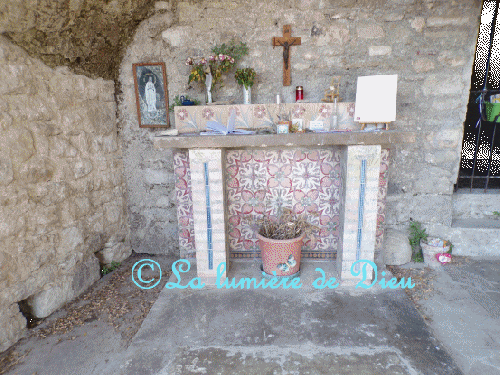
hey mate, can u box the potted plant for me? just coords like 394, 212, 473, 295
420, 237, 451, 268
254, 208, 318, 278
234, 67, 256, 104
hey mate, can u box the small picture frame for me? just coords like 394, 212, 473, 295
132, 62, 170, 128
291, 118, 304, 133
309, 120, 324, 131
276, 122, 290, 134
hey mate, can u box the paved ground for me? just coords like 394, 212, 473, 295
416, 258, 500, 375
2, 256, 499, 374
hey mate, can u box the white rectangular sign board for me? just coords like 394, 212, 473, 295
354, 75, 398, 123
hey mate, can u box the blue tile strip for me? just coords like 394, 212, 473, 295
204, 162, 213, 270
354, 159, 367, 273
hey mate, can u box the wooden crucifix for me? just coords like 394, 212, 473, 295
272, 25, 301, 86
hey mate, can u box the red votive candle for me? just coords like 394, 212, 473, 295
296, 86, 303, 102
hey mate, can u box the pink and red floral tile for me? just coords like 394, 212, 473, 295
173, 147, 389, 260
173, 103, 356, 134
226, 148, 340, 259
173, 151, 196, 259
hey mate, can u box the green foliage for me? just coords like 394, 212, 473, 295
446, 242, 453, 254
409, 220, 428, 262
211, 41, 248, 63
102, 261, 121, 275
169, 95, 200, 112
235, 68, 256, 89
493, 211, 500, 216
412, 252, 424, 263
409, 220, 428, 250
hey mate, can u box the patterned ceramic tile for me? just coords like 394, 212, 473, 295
174, 103, 356, 133
375, 149, 390, 251
174, 145, 389, 264
226, 148, 340, 259
173, 151, 196, 259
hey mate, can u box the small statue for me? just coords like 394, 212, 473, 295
322, 76, 342, 103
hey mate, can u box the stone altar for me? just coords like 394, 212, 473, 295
155, 104, 415, 284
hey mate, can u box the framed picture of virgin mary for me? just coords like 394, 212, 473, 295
132, 62, 170, 128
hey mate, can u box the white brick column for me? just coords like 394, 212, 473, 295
188, 149, 228, 284
337, 145, 381, 283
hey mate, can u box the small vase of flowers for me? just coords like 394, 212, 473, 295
235, 67, 256, 104
186, 54, 235, 104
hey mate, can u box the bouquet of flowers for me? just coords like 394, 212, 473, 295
234, 67, 256, 90
186, 54, 235, 90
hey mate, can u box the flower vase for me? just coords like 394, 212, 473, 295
205, 72, 213, 104
243, 86, 251, 104
206, 86, 213, 104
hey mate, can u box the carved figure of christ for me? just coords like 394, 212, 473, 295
272, 25, 301, 86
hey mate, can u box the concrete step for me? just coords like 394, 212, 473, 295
453, 191, 500, 220
426, 221, 500, 257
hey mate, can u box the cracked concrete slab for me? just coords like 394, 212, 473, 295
418, 259, 500, 375
107, 260, 461, 375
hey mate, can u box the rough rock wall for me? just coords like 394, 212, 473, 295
0, 0, 157, 80
0, 36, 129, 352
119, 0, 481, 255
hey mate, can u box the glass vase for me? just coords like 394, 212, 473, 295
243, 86, 251, 104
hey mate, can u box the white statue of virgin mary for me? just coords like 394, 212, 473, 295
145, 76, 157, 112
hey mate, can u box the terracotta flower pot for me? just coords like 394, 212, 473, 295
257, 232, 305, 277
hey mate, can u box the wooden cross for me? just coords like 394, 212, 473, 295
272, 25, 301, 86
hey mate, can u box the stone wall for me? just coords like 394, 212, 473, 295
119, 0, 481, 256
0, 36, 130, 352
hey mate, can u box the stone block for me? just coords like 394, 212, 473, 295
452, 193, 500, 220
385, 194, 453, 226
73, 159, 93, 179
357, 23, 384, 39
0, 155, 13, 186
95, 240, 131, 265
0, 304, 26, 352
162, 26, 193, 47
155, 1, 172, 11
368, 46, 392, 56
422, 74, 463, 96
104, 203, 122, 224
177, 2, 203, 23
383, 229, 412, 265
410, 17, 425, 32
438, 51, 466, 67
144, 168, 175, 185
56, 227, 84, 259
27, 256, 100, 318
412, 57, 435, 73
384, 12, 404, 21
426, 17, 469, 27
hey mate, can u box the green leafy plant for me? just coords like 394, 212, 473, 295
211, 40, 248, 63
235, 68, 256, 89
493, 211, 500, 216
102, 261, 121, 275
168, 95, 200, 112
413, 252, 424, 262
409, 220, 428, 262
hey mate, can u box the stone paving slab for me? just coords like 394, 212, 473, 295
418, 259, 500, 375
109, 260, 461, 375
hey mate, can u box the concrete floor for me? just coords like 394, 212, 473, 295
5, 257, 500, 375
